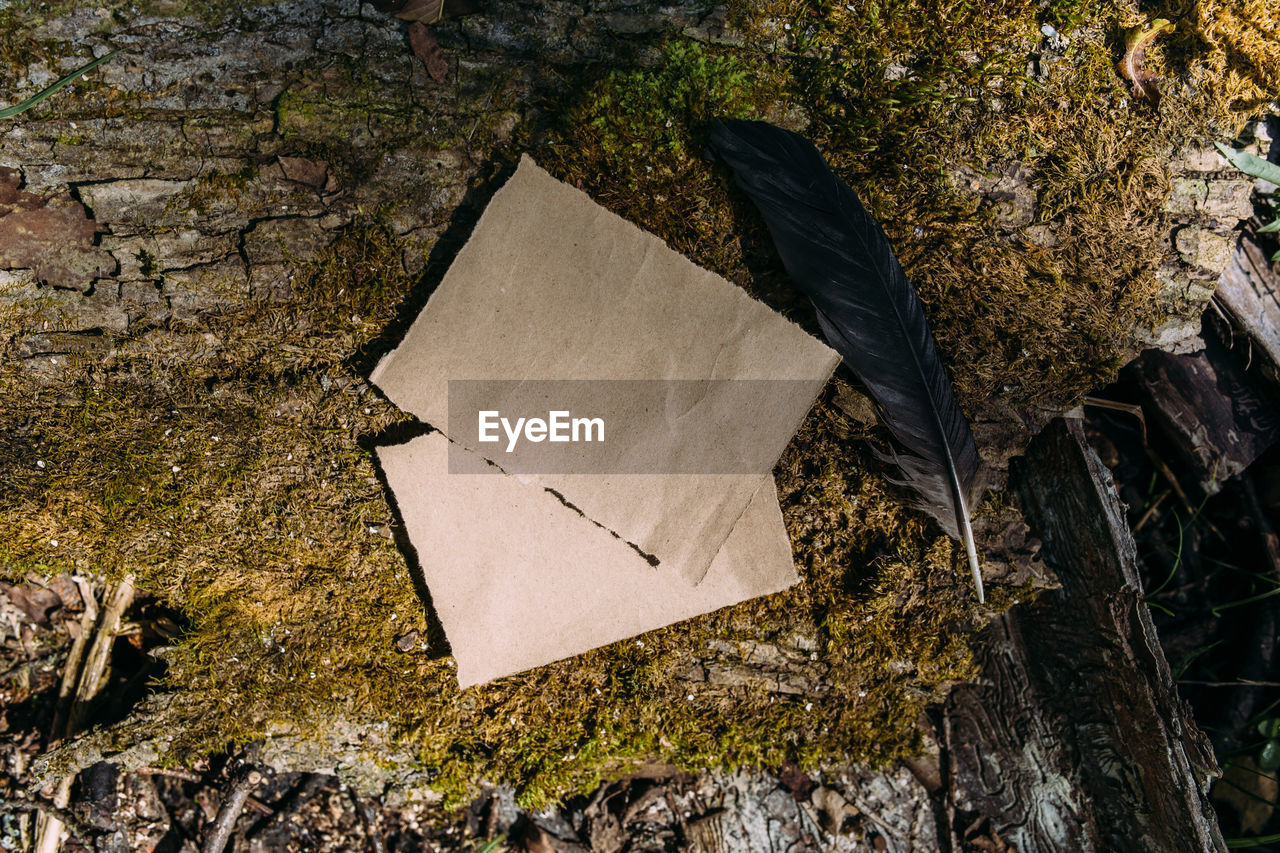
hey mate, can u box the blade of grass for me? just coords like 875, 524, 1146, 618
0, 48, 122, 120
1147, 508, 1185, 598
1216, 142, 1280, 187
1226, 833, 1280, 848
1213, 586, 1280, 617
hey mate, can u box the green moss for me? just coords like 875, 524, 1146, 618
5, 0, 1278, 819
181, 161, 259, 216
0, 218, 986, 813
545, 40, 785, 271
582, 41, 764, 161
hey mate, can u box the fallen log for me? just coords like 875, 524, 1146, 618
942, 419, 1222, 851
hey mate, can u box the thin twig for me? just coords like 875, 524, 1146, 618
1244, 474, 1280, 583
48, 577, 98, 742
1132, 489, 1170, 534
1, 798, 94, 844
350, 788, 388, 853
246, 773, 330, 840
137, 766, 204, 783
1143, 446, 1196, 519
1082, 395, 1147, 443
245, 795, 275, 816
36, 576, 134, 853
69, 575, 136, 731
202, 768, 262, 853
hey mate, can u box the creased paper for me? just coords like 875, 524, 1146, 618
378, 433, 799, 687
371, 156, 838, 685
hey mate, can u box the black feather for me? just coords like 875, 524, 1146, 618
706, 118, 985, 601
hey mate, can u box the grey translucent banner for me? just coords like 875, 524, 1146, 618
446, 379, 822, 474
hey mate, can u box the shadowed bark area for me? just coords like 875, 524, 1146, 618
942, 418, 1222, 852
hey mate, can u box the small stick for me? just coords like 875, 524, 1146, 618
245, 795, 275, 816
69, 575, 136, 730
246, 773, 330, 840
1132, 489, 1169, 534
137, 766, 204, 784
48, 578, 99, 741
1, 799, 94, 844
1243, 474, 1280, 581
1082, 396, 1147, 443
349, 788, 388, 853
36, 575, 135, 853
1180, 679, 1280, 687
202, 768, 262, 853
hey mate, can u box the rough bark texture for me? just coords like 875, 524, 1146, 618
941, 419, 1222, 852
1132, 334, 1280, 494
1217, 232, 1280, 380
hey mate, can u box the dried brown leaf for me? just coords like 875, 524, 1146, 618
408, 21, 449, 83
1117, 18, 1175, 105
395, 629, 419, 651
396, 0, 444, 23
0, 582, 63, 627
0, 170, 115, 291
809, 786, 858, 834
276, 156, 332, 190
778, 761, 816, 798
513, 824, 588, 853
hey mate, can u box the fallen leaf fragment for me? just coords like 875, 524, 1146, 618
809, 786, 858, 835
513, 824, 587, 853
276, 155, 336, 191
395, 629, 419, 651
409, 21, 449, 82
396, 0, 444, 23
1118, 18, 1175, 105
0, 167, 115, 291
0, 582, 63, 627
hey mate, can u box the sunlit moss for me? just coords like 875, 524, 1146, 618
4, 0, 1277, 814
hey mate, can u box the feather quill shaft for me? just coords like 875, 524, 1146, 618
706, 119, 985, 601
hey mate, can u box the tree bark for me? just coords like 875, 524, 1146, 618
942, 419, 1223, 852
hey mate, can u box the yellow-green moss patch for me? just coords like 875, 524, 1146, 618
4, 0, 1278, 815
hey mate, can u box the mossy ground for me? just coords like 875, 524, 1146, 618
2, 0, 1278, 812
